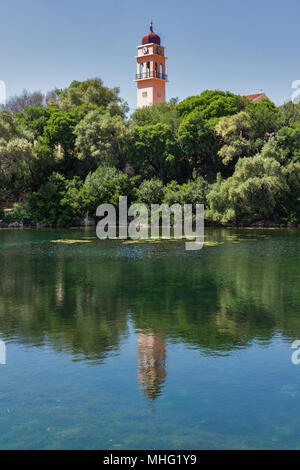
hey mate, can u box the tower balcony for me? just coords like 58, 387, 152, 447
135, 72, 168, 81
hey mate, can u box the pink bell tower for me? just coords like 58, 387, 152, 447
135, 21, 168, 108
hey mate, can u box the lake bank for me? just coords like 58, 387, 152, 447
1, 217, 299, 229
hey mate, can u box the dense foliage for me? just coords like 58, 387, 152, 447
0, 78, 299, 225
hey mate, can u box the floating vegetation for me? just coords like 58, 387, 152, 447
203, 241, 224, 246
120, 238, 225, 247
122, 238, 180, 245
50, 239, 92, 244
243, 227, 281, 230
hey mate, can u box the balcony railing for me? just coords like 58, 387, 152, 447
135, 72, 168, 81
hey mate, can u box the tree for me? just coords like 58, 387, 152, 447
270, 124, 300, 163
30, 138, 58, 189
207, 155, 289, 223
164, 176, 208, 208
177, 109, 220, 180
0, 109, 35, 198
130, 101, 181, 135
27, 173, 84, 225
129, 123, 178, 181
281, 161, 300, 220
215, 111, 251, 166
16, 106, 52, 139
246, 98, 279, 150
278, 101, 300, 127
4, 90, 44, 114
0, 138, 36, 198
43, 109, 77, 155
176, 90, 248, 120
53, 78, 126, 112
0, 109, 32, 142
137, 179, 164, 205
82, 166, 137, 214
74, 110, 128, 169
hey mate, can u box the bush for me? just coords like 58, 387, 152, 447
206, 155, 293, 223
3, 203, 31, 223
27, 173, 85, 225
164, 176, 208, 208
137, 179, 164, 205
82, 166, 138, 214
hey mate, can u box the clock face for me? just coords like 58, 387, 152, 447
143, 46, 148, 54
157, 47, 161, 55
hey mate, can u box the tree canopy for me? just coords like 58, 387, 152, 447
0, 78, 299, 226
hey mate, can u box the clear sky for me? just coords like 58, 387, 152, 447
1, 0, 299, 110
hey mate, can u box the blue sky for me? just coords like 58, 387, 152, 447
0, 0, 299, 110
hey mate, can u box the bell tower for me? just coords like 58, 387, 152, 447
135, 21, 168, 108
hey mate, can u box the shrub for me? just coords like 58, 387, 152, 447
137, 179, 164, 205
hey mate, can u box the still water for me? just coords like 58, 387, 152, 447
0, 228, 299, 449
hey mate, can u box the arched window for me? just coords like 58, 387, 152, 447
147, 62, 150, 78
140, 63, 143, 78
155, 63, 158, 78
160, 64, 163, 78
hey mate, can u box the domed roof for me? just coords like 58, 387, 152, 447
142, 21, 161, 45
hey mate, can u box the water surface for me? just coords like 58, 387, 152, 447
0, 228, 299, 449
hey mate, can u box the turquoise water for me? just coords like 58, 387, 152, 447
0, 228, 299, 449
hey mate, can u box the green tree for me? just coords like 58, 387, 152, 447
43, 109, 77, 155
278, 100, 300, 127
74, 110, 128, 169
129, 123, 178, 180
207, 155, 289, 223
27, 173, 84, 225
82, 166, 137, 214
246, 98, 279, 150
137, 178, 164, 205
53, 78, 127, 114
176, 90, 247, 120
16, 106, 52, 139
272, 123, 300, 163
0, 109, 32, 142
0, 138, 36, 198
164, 176, 208, 208
130, 101, 181, 135
215, 111, 251, 166
177, 109, 220, 180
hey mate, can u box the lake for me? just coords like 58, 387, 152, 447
0, 227, 299, 449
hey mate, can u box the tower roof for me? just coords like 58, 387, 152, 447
142, 20, 161, 45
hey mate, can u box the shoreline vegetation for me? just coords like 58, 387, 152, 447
1, 78, 299, 229
1, 218, 299, 229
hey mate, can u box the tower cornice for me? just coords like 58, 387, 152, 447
137, 42, 164, 47
134, 77, 168, 83
135, 54, 167, 60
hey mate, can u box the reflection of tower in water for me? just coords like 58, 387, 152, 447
137, 329, 167, 401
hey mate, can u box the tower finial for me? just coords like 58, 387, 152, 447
150, 20, 153, 31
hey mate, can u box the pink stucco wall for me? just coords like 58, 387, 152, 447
135, 43, 167, 108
